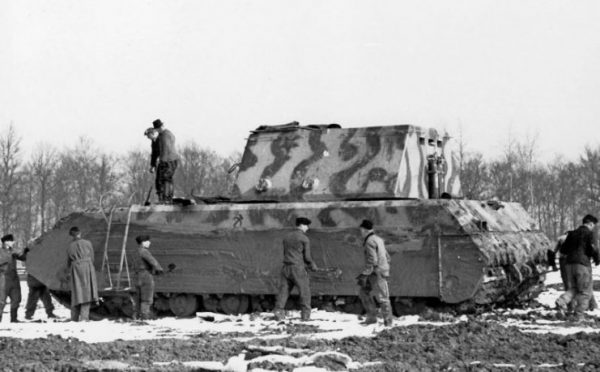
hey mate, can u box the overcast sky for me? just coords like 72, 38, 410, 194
2, 0, 599, 161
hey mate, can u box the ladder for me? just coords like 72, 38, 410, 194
100, 202, 133, 291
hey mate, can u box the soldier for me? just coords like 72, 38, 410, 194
144, 127, 160, 204
0, 234, 26, 322
553, 230, 597, 311
67, 227, 99, 321
151, 119, 179, 204
0, 239, 9, 322
131, 235, 164, 320
24, 274, 56, 320
274, 217, 317, 321
556, 214, 599, 321
356, 220, 393, 326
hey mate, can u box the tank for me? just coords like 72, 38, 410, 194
26, 122, 551, 317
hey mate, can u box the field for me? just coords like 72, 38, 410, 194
1, 269, 600, 371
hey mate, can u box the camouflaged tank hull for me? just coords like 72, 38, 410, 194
26, 199, 550, 305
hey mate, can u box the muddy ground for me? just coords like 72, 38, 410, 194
3, 313, 600, 371
3, 269, 600, 371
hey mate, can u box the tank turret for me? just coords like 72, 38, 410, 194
234, 122, 461, 201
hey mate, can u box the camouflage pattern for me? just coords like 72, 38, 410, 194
234, 124, 461, 201
25, 123, 550, 309
27, 198, 549, 305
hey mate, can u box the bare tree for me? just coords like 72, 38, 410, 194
0, 124, 22, 232
122, 149, 154, 205
30, 144, 57, 233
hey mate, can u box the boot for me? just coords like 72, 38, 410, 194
381, 302, 393, 327
555, 299, 568, 318
10, 309, 19, 323
273, 310, 285, 321
140, 303, 153, 320
360, 313, 378, 325
300, 310, 311, 321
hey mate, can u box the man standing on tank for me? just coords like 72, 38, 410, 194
144, 127, 160, 203
556, 214, 599, 321
149, 119, 179, 204
67, 227, 99, 321
131, 235, 164, 320
356, 220, 393, 326
274, 217, 317, 321
0, 234, 26, 322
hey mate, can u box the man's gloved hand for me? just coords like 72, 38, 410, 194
310, 263, 318, 271
154, 268, 165, 276
356, 274, 368, 288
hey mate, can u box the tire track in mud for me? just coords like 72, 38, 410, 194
3, 319, 600, 371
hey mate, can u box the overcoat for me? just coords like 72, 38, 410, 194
67, 238, 99, 306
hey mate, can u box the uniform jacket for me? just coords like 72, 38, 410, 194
0, 248, 12, 275
3, 247, 26, 285
67, 238, 99, 306
132, 247, 163, 275
361, 232, 391, 276
561, 225, 600, 267
282, 229, 314, 268
157, 129, 179, 162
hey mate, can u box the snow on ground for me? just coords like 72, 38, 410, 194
2, 266, 600, 343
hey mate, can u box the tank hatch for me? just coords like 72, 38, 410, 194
232, 123, 462, 202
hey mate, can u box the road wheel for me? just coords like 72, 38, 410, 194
220, 295, 249, 315
169, 294, 198, 317
153, 296, 171, 313
203, 295, 219, 312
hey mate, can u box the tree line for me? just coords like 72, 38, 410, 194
0, 125, 239, 243
1, 124, 597, 244
459, 134, 600, 241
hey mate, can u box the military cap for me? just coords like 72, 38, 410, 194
295, 217, 312, 226
144, 127, 156, 136
152, 119, 164, 129
135, 235, 151, 244
583, 214, 599, 224
1, 234, 14, 242
68, 226, 80, 236
359, 219, 374, 230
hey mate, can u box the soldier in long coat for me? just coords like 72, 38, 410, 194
131, 235, 163, 320
356, 220, 393, 326
0, 234, 26, 322
67, 227, 99, 321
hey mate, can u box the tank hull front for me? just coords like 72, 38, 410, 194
27, 199, 550, 306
